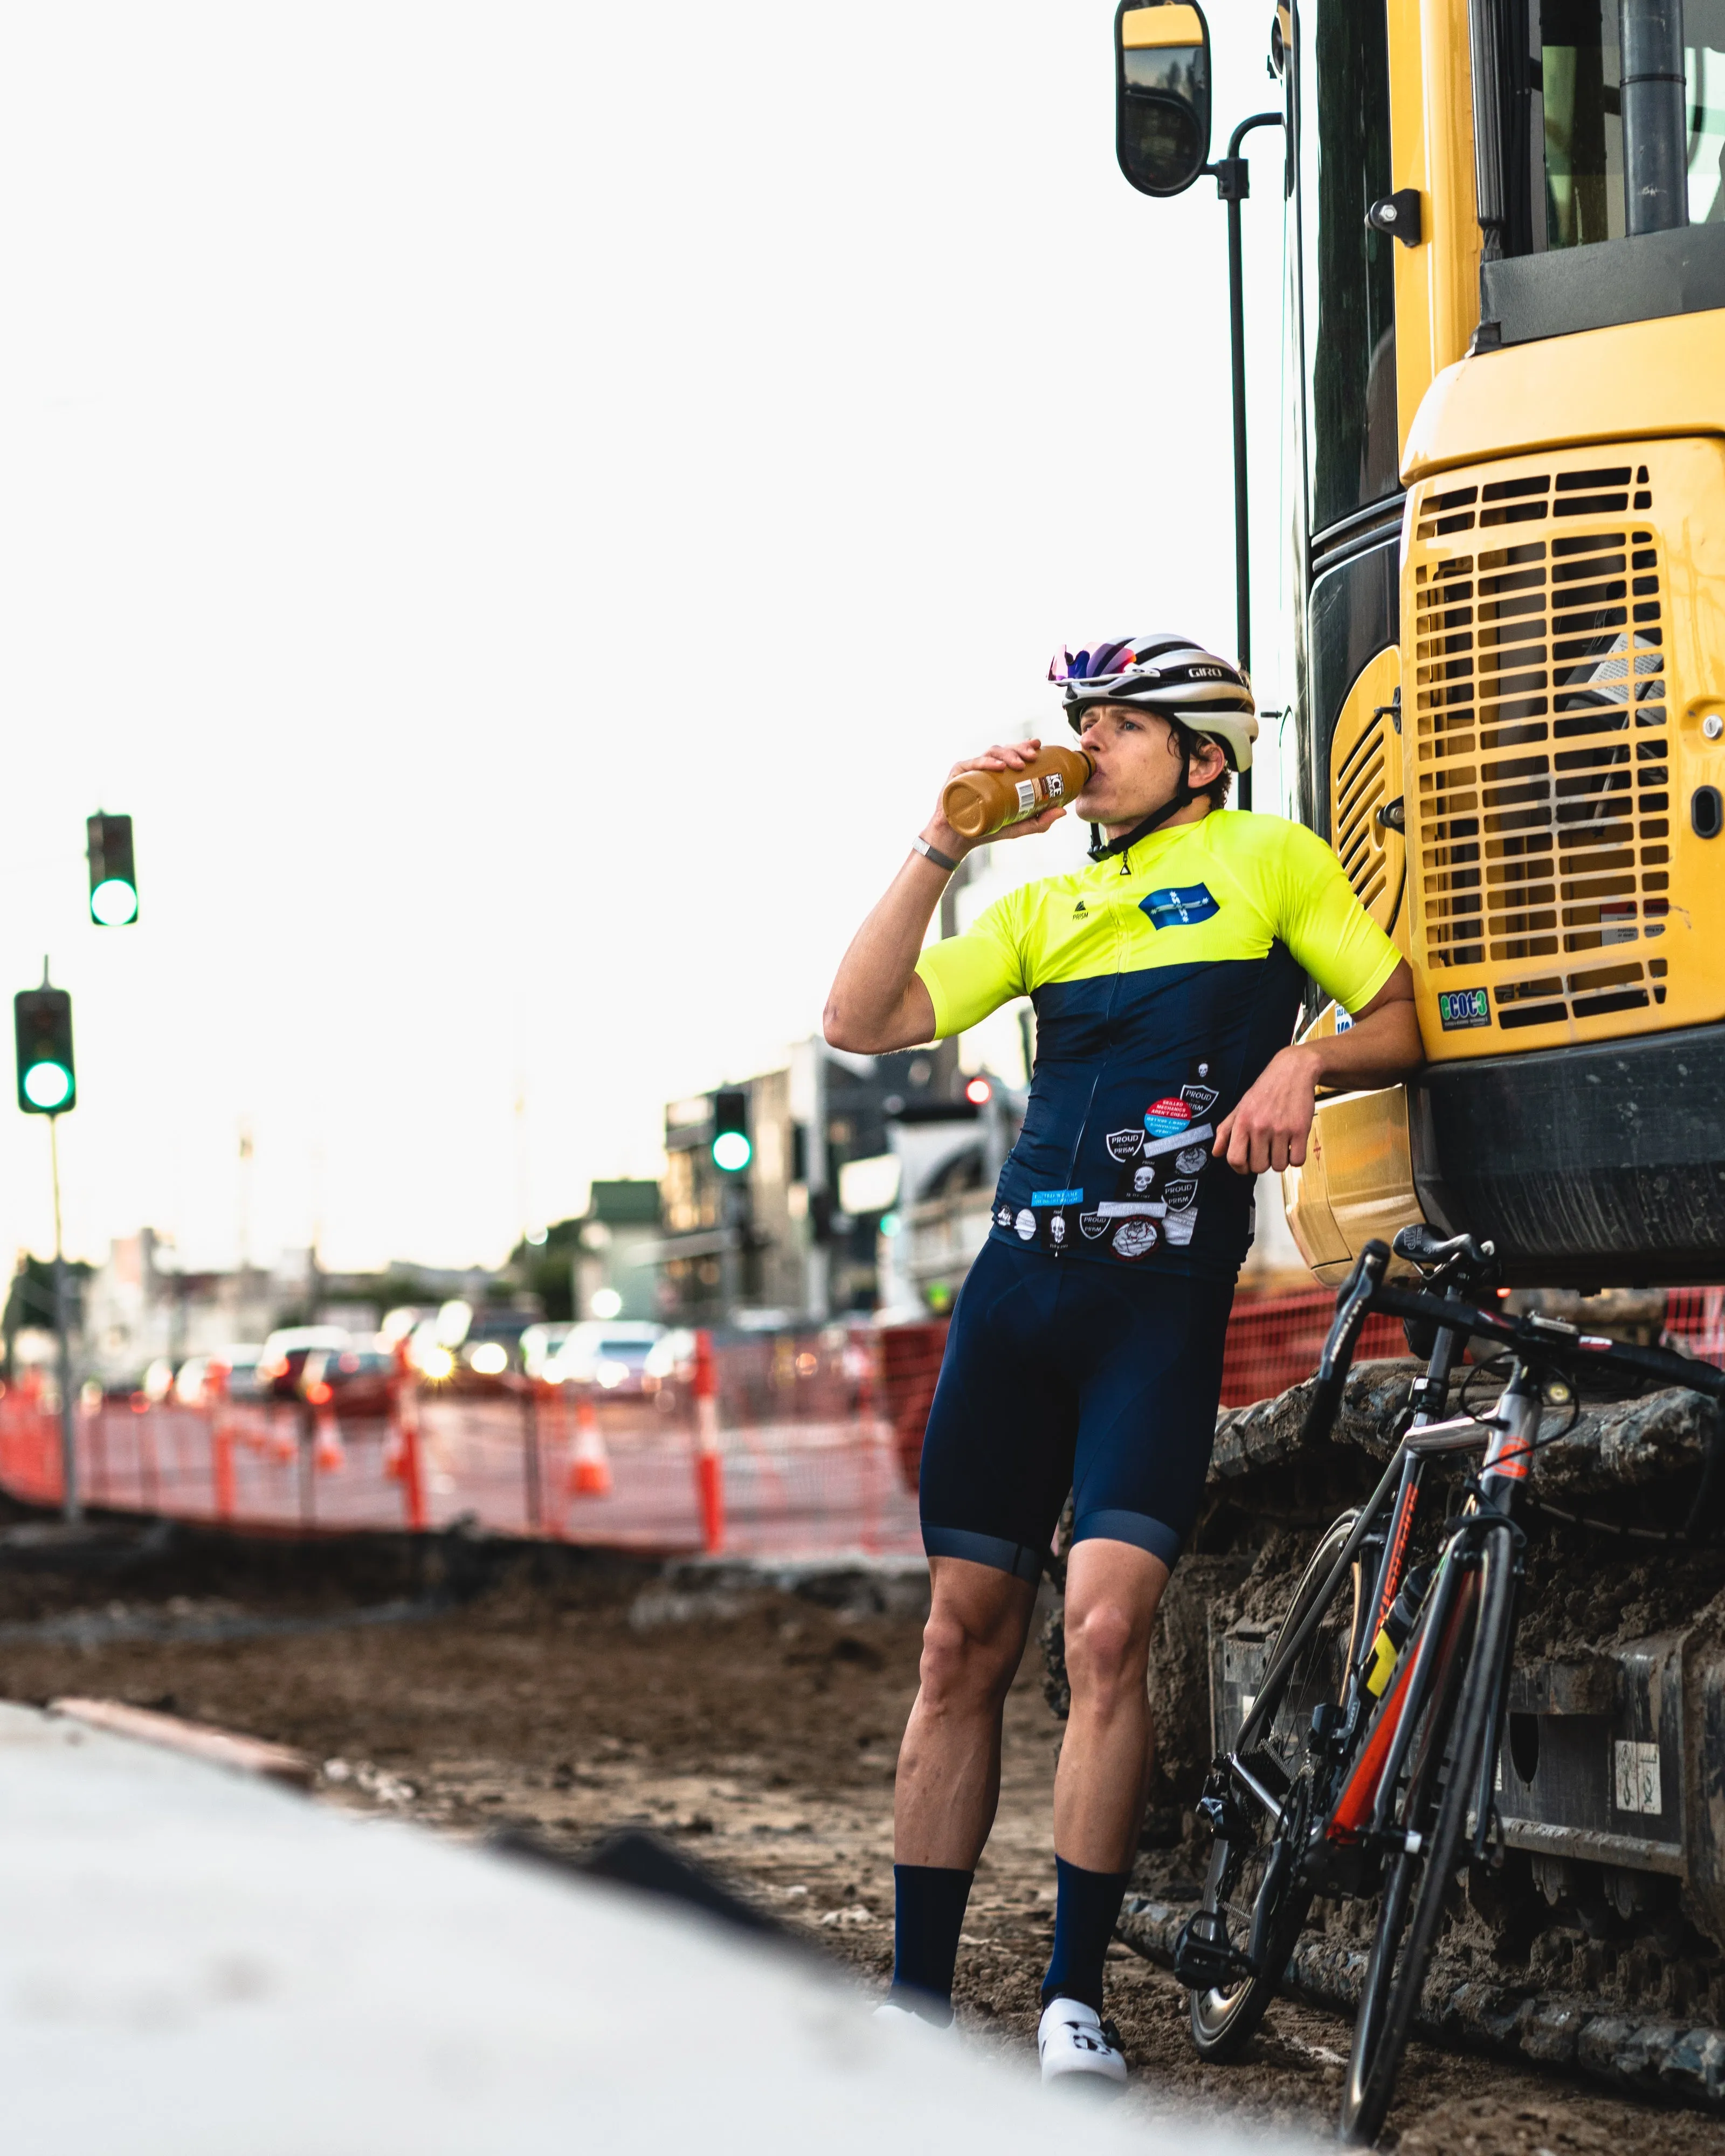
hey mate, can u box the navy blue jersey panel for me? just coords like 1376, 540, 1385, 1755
989, 954, 1303, 1279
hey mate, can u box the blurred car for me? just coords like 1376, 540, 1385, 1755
408, 1309, 532, 1393
204, 1344, 267, 1403
257, 1326, 351, 1402
172, 1356, 211, 1406
519, 1323, 574, 1383
301, 1343, 395, 1419
544, 1321, 667, 1398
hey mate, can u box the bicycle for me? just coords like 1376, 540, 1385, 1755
1172, 1225, 1725, 2143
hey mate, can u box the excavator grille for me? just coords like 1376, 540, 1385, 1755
1334, 702, 1395, 915
1409, 458, 1671, 1036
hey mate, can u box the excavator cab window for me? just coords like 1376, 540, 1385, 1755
1503, 0, 1725, 250
1292, 0, 1398, 536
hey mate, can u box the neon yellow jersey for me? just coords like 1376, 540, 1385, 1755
914, 809, 1400, 1277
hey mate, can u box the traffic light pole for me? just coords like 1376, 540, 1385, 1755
47, 1114, 78, 1521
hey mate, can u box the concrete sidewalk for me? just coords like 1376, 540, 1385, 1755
0, 1701, 1304, 2155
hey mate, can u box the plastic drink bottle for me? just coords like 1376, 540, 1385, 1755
941, 745, 1095, 840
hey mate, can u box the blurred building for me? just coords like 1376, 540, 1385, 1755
572, 1180, 663, 1322
650, 1039, 1024, 1328
82, 1232, 279, 1388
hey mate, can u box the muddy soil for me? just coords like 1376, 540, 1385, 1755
1, 1529, 1721, 2155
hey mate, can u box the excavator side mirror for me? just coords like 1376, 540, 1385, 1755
1115, 1, 1213, 197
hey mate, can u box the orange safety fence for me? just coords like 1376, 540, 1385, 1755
4, 1288, 1718, 1553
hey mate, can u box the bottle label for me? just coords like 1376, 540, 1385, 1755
1016, 778, 1037, 813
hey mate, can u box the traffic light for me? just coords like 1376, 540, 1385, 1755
710, 1087, 751, 1172
86, 813, 138, 927
15, 980, 75, 1115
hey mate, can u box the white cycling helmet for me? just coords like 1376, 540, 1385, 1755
1050, 633, 1259, 772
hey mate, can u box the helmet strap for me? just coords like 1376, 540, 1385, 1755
1086, 735, 1195, 872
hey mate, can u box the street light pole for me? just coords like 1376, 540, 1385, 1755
47, 1112, 78, 1521
1206, 109, 1285, 813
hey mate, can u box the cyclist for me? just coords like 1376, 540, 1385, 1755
824, 634, 1423, 2086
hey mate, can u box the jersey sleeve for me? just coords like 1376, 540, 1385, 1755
1271, 820, 1404, 1017
914, 890, 1027, 1039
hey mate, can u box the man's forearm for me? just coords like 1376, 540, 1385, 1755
1301, 997, 1425, 1091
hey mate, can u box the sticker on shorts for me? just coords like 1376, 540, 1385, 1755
1079, 1211, 1109, 1239
995, 1205, 1015, 1228
1129, 1160, 1158, 1196
1106, 1129, 1143, 1163
1031, 1188, 1082, 1205
1111, 1217, 1160, 1260
1161, 1177, 1199, 1212
1163, 1207, 1198, 1247
1014, 1207, 1037, 1241
1182, 1082, 1219, 1118
1144, 1095, 1192, 1139
1175, 1144, 1210, 1176
1042, 1209, 1072, 1254
1094, 1200, 1165, 1219
1143, 1119, 1212, 1160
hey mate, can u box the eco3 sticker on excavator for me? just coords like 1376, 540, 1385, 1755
1140, 883, 1219, 930
1438, 987, 1491, 1031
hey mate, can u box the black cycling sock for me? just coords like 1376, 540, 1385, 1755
888, 1863, 974, 2024
1039, 1855, 1131, 2013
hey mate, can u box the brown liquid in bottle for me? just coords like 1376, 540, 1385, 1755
941, 745, 1094, 841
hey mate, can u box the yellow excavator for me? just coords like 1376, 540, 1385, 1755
1117, 0, 1725, 1287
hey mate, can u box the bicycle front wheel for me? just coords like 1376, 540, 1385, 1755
1338, 1533, 1515, 2145
1189, 1510, 1362, 2062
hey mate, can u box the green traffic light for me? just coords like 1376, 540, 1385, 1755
90, 877, 139, 928
712, 1130, 752, 1172
22, 1061, 72, 1112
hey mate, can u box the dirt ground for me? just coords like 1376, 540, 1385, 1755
2, 1524, 1722, 2154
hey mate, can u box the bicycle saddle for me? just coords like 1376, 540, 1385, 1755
1392, 1222, 1495, 1271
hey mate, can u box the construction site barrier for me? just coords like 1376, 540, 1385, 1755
3, 1288, 1719, 1554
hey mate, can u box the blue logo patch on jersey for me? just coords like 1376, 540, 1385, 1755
1140, 883, 1220, 929
1031, 1188, 1083, 1206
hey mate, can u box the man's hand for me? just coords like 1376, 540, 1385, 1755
1214, 1042, 1323, 1175
923, 737, 1067, 861
1213, 963, 1424, 1176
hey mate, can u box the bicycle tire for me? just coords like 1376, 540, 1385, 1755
1188, 1510, 1362, 2062
1338, 1535, 1515, 2144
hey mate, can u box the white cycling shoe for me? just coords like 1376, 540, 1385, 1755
1038, 1997, 1128, 2089
873, 1996, 956, 2037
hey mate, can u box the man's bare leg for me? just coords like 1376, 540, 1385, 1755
1053, 1537, 1170, 1867
1034, 1536, 1170, 2031
884, 1554, 1035, 2020
895, 1554, 1037, 1865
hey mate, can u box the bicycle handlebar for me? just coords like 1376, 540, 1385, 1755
1318, 1239, 1725, 1405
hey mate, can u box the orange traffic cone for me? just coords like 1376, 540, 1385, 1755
313, 1401, 346, 1474
568, 1392, 612, 1497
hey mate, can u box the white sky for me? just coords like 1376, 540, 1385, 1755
0, 2, 1292, 1274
